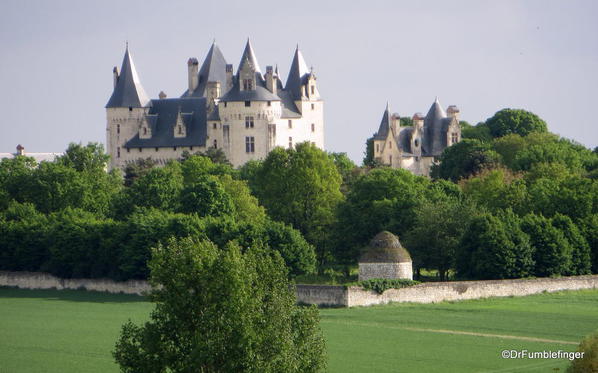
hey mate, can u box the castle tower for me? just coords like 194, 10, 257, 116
106, 45, 151, 170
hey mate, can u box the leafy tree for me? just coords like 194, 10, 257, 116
404, 198, 477, 281
485, 108, 547, 138
551, 214, 591, 275
457, 211, 534, 279
113, 237, 326, 373
198, 147, 232, 166
461, 121, 492, 142
334, 168, 428, 263
328, 152, 359, 193
521, 213, 572, 277
218, 174, 267, 224
253, 143, 343, 257
578, 214, 598, 273
567, 331, 598, 373
179, 177, 234, 217
56, 142, 110, 172
0, 156, 37, 210
461, 168, 528, 214
399, 117, 413, 127
363, 135, 382, 167
431, 139, 502, 182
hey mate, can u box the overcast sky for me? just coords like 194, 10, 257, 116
1, 0, 596, 162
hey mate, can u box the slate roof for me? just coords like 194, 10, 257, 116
373, 104, 391, 140
277, 89, 301, 118
106, 47, 150, 108
423, 97, 448, 156
359, 231, 412, 263
285, 46, 310, 100
125, 98, 207, 148
181, 42, 228, 98
397, 128, 413, 154
219, 85, 281, 102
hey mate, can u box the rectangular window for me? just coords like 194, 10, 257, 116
213, 139, 218, 148
155, 147, 159, 152
311, 123, 315, 132
245, 116, 254, 128
224, 102, 227, 108
245, 136, 255, 153
311, 103, 315, 110
243, 79, 253, 90
126, 148, 130, 153
139, 148, 142, 153
376, 144, 379, 153
117, 147, 120, 158
267, 101, 271, 106
311, 86, 315, 95
451, 133, 459, 144
288, 120, 292, 129
117, 124, 120, 134
389, 141, 392, 149
245, 101, 251, 107
213, 123, 217, 129
288, 136, 293, 149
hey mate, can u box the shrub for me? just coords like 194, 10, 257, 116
355, 278, 420, 294
567, 331, 598, 373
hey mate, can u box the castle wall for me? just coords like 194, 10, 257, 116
358, 262, 413, 281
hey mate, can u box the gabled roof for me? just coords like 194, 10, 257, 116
373, 104, 391, 140
182, 41, 228, 98
106, 46, 150, 108
285, 46, 310, 99
125, 98, 207, 148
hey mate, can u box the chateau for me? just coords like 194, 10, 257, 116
106, 40, 324, 170
372, 98, 461, 176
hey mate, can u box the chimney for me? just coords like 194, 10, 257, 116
159, 91, 167, 99
447, 105, 460, 120
225, 64, 234, 91
390, 113, 400, 134
187, 58, 199, 94
16, 144, 25, 156
265, 65, 277, 95
112, 66, 119, 88
412, 113, 424, 129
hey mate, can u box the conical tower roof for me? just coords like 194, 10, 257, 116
106, 46, 150, 108
359, 231, 412, 263
238, 39, 261, 74
285, 45, 309, 99
373, 103, 391, 140
183, 41, 228, 97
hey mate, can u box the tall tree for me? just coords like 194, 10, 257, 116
253, 142, 343, 257
113, 237, 326, 373
430, 139, 502, 182
485, 108, 548, 138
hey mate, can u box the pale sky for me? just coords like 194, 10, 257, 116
1, 0, 596, 163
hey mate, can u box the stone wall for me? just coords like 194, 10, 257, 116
295, 284, 347, 307
2, 271, 597, 308
0, 271, 151, 295
358, 262, 413, 281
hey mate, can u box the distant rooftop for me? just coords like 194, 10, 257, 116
0, 144, 62, 163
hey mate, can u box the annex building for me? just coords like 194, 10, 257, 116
372, 98, 461, 176
106, 40, 324, 170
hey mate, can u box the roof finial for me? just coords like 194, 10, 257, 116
386, 101, 390, 111
435, 96, 439, 103
296, 43, 299, 51
125, 40, 129, 50
213, 38, 216, 44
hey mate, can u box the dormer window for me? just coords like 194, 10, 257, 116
451, 133, 459, 144
143, 128, 147, 135
178, 126, 183, 135
243, 79, 253, 90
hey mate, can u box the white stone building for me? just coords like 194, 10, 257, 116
0, 144, 62, 163
106, 40, 324, 170
372, 99, 461, 176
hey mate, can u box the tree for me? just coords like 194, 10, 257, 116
253, 143, 343, 257
461, 122, 492, 142
113, 237, 326, 373
362, 135, 382, 167
56, 142, 110, 172
551, 214, 591, 275
328, 152, 359, 193
460, 168, 528, 214
124, 158, 156, 187
485, 108, 547, 138
521, 213, 572, 277
404, 198, 476, 281
567, 331, 598, 373
198, 147, 232, 166
431, 139, 502, 182
179, 176, 235, 217
334, 168, 428, 263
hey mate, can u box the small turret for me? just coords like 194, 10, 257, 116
16, 144, 25, 156
285, 45, 310, 100
187, 57, 199, 94
225, 64, 234, 91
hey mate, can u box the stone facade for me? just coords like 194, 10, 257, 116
106, 40, 324, 170
358, 231, 413, 281
372, 99, 461, 176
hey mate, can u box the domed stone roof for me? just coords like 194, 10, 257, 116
359, 231, 412, 263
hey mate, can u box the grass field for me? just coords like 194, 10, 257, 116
1, 288, 596, 373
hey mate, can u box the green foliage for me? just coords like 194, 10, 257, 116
552, 214, 591, 275
334, 168, 429, 263
461, 122, 493, 142
457, 211, 534, 279
120, 162, 184, 213
521, 213, 572, 277
404, 198, 478, 281
431, 139, 502, 182
123, 158, 156, 187
362, 135, 382, 167
328, 152, 359, 192
179, 176, 234, 217
252, 143, 343, 258
56, 142, 110, 172
355, 278, 420, 294
485, 108, 548, 138
113, 237, 326, 373
567, 331, 598, 373
461, 168, 528, 214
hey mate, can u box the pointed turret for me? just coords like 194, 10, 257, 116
285, 45, 310, 99
106, 46, 150, 108
374, 104, 391, 140
238, 38, 262, 74
183, 41, 228, 98
424, 97, 449, 156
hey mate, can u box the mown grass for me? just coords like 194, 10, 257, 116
1, 287, 596, 372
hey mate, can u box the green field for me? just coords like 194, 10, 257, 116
1, 288, 596, 373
